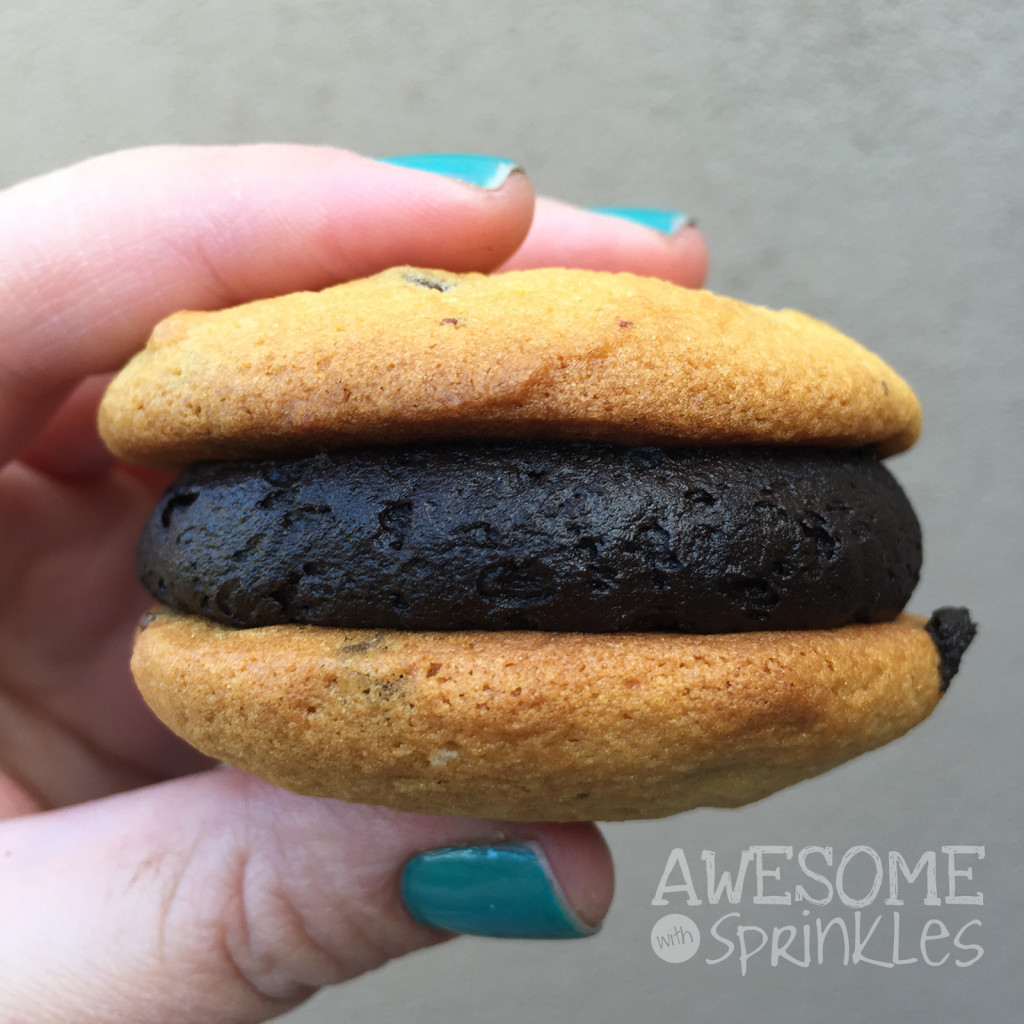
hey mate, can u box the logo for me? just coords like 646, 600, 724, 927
648, 844, 985, 973
651, 914, 701, 963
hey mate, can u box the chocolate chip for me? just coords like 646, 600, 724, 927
403, 271, 455, 291
926, 607, 977, 691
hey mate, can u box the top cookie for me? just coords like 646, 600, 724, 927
98, 267, 921, 468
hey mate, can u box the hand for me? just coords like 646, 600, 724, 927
0, 146, 709, 1023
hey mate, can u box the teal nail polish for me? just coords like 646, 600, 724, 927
588, 205, 694, 234
379, 154, 522, 189
401, 841, 598, 939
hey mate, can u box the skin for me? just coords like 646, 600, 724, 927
0, 145, 709, 1023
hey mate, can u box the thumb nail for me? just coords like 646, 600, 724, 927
401, 841, 600, 939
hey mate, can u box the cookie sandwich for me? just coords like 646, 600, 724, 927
98, 267, 976, 821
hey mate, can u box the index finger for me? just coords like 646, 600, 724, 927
0, 145, 535, 466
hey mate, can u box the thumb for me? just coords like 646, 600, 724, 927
0, 770, 612, 1024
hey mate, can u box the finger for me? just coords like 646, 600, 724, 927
13, 373, 181, 493
22, 194, 710, 484
0, 145, 535, 467
503, 196, 710, 287
0, 771, 613, 1024
15, 375, 122, 481
0, 460, 214, 806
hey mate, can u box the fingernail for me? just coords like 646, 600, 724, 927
401, 841, 599, 939
379, 154, 522, 190
587, 205, 695, 234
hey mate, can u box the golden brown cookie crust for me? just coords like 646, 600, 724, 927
98, 267, 921, 468
132, 608, 944, 821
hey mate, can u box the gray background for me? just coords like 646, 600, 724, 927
2, 1, 1020, 1021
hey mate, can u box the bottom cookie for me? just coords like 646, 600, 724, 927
132, 608, 962, 821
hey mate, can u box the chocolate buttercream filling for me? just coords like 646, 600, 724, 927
139, 442, 923, 634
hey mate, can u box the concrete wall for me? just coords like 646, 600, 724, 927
2, 1, 1019, 1020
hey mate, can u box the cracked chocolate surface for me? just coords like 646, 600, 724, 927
138, 442, 922, 632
